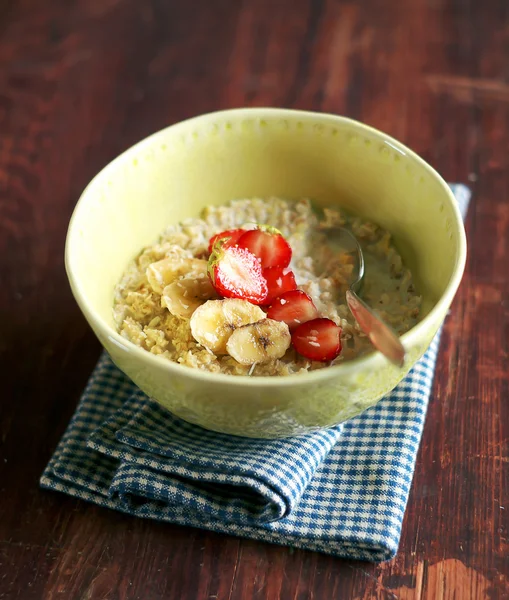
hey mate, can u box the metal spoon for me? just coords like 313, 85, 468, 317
324, 226, 406, 367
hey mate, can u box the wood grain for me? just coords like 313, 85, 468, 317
1, 0, 508, 598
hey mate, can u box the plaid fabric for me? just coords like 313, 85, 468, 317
41, 184, 470, 562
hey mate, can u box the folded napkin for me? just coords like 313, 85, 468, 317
41, 184, 471, 562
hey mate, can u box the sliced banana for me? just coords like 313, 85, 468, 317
161, 260, 217, 318
226, 318, 291, 365
162, 277, 218, 319
146, 258, 207, 293
190, 299, 265, 354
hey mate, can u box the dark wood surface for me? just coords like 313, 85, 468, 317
1, 0, 508, 598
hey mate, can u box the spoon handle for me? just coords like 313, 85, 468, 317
345, 289, 406, 367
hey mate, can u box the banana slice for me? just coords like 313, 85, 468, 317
147, 258, 207, 293
226, 318, 291, 365
162, 276, 218, 318
190, 299, 265, 354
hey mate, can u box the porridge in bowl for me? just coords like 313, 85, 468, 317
113, 198, 421, 376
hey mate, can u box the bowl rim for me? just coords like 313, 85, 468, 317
65, 107, 467, 388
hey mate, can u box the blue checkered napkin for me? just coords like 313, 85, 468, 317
41, 184, 470, 562
86, 394, 342, 524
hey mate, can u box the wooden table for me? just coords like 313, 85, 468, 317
1, 0, 507, 598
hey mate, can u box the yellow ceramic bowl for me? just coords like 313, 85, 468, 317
65, 108, 466, 438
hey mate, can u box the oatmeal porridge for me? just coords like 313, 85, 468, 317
113, 198, 421, 376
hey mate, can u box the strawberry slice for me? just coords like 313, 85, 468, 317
263, 266, 297, 303
236, 226, 292, 269
207, 228, 245, 255
266, 290, 319, 331
208, 243, 268, 304
292, 318, 342, 362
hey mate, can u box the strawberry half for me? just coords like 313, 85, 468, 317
266, 290, 319, 331
236, 226, 292, 269
263, 266, 297, 304
208, 243, 268, 305
207, 228, 245, 255
292, 318, 342, 362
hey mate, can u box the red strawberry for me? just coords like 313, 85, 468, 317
207, 228, 245, 255
208, 243, 268, 304
266, 290, 319, 331
263, 267, 297, 303
292, 318, 342, 362
236, 226, 292, 269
